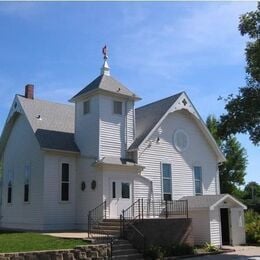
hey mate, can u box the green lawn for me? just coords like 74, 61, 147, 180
0, 232, 88, 253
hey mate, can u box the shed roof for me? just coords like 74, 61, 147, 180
181, 194, 247, 210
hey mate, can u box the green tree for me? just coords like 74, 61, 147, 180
207, 115, 247, 195
219, 3, 260, 145
244, 181, 260, 200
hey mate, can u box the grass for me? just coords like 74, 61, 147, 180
0, 231, 88, 253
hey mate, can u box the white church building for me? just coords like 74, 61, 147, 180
0, 51, 246, 246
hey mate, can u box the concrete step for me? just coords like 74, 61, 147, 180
98, 224, 121, 230
112, 253, 143, 260
102, 219, 121, 222
113, 248, 139, 256
92, 228, 120, 236
112, 244, 133, 250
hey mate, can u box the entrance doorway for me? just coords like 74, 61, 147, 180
220, 208, 230, 245
109, 180, 132, 218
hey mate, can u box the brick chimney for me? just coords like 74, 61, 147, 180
25, 84, 34, 99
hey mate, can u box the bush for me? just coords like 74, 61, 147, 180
144, 245, 165, 260
144, 243, 194, 259
170, 243, 194, 256
203, 242, 219, 252
245, 209, 260, 244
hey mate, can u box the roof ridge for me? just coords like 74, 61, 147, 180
136, 91, 184, 111
17, 95, 74, 108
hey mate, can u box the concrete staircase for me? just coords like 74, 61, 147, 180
112, 239, 144, 260
90, 219, 144, 259
92, 219, 121, 237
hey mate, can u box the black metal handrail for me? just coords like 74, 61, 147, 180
143, 199, 188, 219
120, 199, 188, 254
88, 200, 107, 238
120, 199, 146, 253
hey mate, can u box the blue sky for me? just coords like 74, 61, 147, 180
0, 1, 259, 184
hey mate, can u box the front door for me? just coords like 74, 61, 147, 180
110, 180, 132, 218
220, 208, 230, 245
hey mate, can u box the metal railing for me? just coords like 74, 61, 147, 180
120, 199, 146, 253
143, 199, 188, 219
88, 200, 115, 259
88, 200, 107, 238
120, 199, 188, 253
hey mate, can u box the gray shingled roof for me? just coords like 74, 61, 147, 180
18, 95, 79, 153
128, 92, 183, 150
70, 74, 140, 101
181, 194, 227, 209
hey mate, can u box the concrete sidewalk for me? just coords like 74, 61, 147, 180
43, 232, 89, 239
185, 246, 260, 259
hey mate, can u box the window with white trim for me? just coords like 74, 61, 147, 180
162, 163, 172, 201
61, 163, 69, 201
24, 163, 30, 202
83, 100, 90, 114
7, 170, 13, 204
113, 101, 122, 115
194, 166, 202, 196
7, 181, 12, 204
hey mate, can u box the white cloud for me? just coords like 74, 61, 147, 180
115, 2, 257, 78
0, 2, 42, 20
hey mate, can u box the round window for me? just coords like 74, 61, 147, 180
173, 130, 189, 152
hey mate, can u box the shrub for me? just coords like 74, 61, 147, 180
245, 209, 260, 244
203, 242, 219, 252
144, 245, 165, 260
170, 243, 194, 256
144, 243, 194, 259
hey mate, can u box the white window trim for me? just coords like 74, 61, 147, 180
7, 169, 13, 205
173, 129, 189, 152
59, 162, 71, 203
24, 161, 31, 204
160, 162, 173, 201
83, 99, 91, 115
193, 165, 203, 196
113, 100, 123, 116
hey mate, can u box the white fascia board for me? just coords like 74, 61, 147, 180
136, 92, 225, 162
210, 194, 247, 210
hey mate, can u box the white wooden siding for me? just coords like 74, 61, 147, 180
189, 210, 210, 245
137, 110, 218, 201
1, 115, 44, 230
99, 95, 134, 159
210, 209, 222, 246
126, 101, 134, 148
43, 153, 76, 230
75, 95, 99, 157
75, 157, 103, 229
230, 208, 246, 245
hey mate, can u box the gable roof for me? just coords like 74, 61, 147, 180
0, 95, 79, 154
129, 93, 183, 150
70, 74, 141, 102
181, 194, 247, 210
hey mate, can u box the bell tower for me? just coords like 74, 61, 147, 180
70, 47, 141, 159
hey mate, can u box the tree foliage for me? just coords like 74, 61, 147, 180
207, 115, 247, 194
219, 3, 260, 145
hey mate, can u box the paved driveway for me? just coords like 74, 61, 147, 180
185, 246, 260, 260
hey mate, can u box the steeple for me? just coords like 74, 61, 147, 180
100, 45, 110, 76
